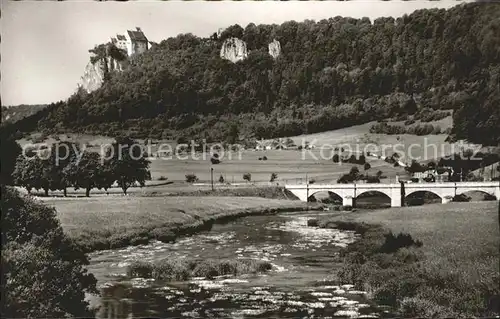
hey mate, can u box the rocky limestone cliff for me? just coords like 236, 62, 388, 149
220, 38, 248, 63
79, 56, 123, 93
268, 39, 281, 59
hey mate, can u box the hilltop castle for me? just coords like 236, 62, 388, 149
110, 27, 149, 56
79, 27, 149, 93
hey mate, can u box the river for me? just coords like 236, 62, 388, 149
87, 211, 388, 318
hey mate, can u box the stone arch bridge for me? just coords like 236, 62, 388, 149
285, 182, 500, 207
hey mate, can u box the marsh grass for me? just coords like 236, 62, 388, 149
127, 259, 273, 280
319, 202, 500, 317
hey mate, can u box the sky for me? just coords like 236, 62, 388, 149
1, 1, 471, 106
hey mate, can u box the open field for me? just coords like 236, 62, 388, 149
338, 201, 499, 271
43, 196, 318, 252
17, 115, 493, 185
282, 116, 481, 163
147, 149, 409, 183
17, 134, 410, 184
320, 201, 500, 317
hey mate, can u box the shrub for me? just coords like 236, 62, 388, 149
452, 194, 471, 202
307, 219, 319, 227
423, 175, 435, 182
127, 261, 154, 278
219, 174, 225, 183
399, 297, 450, 318
365, 175, 380, 183
483, 193, 497, 201
210, 157, 221, 164
0, 136, 22, 185
1, 186, 97, 318
350, 166, 360, 176
262, 156, 268, 161
243, 173, 251, 182
332, 154, 340, 163
364, 162, 371, 170
157, 176, 167, 181
126, 259, 272, 281
338, 174, 356, 184
378, 232, 423, 254
406, 197, 424, 206
270, 173, 278, 182
185, 174, 199, 183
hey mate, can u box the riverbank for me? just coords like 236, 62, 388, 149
143, 186, 300, 200
314, 201, 499, 317
45, 196, 322, 253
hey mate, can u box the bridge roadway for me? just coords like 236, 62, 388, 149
284, 181, 500, 207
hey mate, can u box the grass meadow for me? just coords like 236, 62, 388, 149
18, 132, 414, 185
320, 201, 500, 317
43, 196, 317, 252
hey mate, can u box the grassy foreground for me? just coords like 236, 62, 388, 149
45, 196, 320, 252
317, 201, 499, 317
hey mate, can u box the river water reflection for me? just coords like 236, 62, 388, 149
88, 211, 386, 318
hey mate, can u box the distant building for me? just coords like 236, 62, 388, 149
413, 169, 450, 182
110, 27, 149, 56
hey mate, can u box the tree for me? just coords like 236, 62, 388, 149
108, 137, 151, 195
12, 155, 55, 196
332, 154, 340, 163
358, 155, 366, 165
243, 173, 251, 182
219, 174, 225, 183
7, 3, 500, 147
210, 153, 221, 164
349, 166, 360, 177
226, 123, 239, 144
270, 172, 278, 182
0, 136, 22, 185
427, 161, 436, 170
12, 156, 38, 194
364, 162, 371, 171
406, 160, 425, 174
95, 159, 116, 194
1, 186, 97, 318
285, 138, 296, 147
63, 152, 101, 197
48, 142, 82, 197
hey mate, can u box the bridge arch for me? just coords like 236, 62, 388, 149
308, 190, 343, 203
356, 189, 392, 199
355, 190, 392, 208
405, 190, 442, 206
405, 189, 442, 199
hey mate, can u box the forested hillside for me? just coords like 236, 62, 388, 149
11, 2, 500, 145
1, 104, 47, 125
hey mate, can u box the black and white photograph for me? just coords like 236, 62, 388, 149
1, 0, 499, 318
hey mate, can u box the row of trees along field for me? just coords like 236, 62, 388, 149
5, 2, 500, 145
12, 137, 151, 196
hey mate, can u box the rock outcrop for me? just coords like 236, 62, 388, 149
268, 39, 281, 59
79, 56, 123, 93
220, 38, 248, 63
